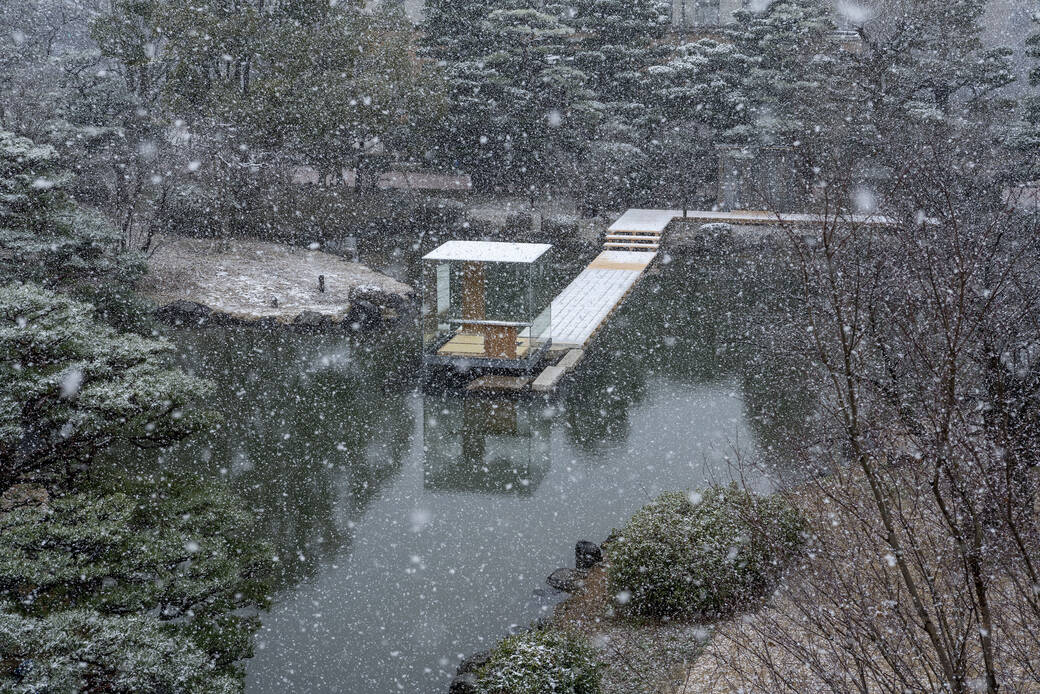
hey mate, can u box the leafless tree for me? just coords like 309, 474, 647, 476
692, 124, 1040, 693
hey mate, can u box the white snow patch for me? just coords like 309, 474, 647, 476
60, 368, 83, 398
834, 0, 874, 24
853, 186, 877, 214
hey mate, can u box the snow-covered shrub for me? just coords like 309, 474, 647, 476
0, 605, 239, 694
475, 628, 602, 694
699, 222, 734, 235
607, 485, 804, 618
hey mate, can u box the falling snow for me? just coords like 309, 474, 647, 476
2, 1, 1039, 693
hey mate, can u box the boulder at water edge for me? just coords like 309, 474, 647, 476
547, 568, 587, 593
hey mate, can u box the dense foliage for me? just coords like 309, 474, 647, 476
655, 0, 836, 148
563, 0, 670, 105
0, 483, 268, 621
0, 1, 1038, 692
0, 606, 239, 694
0, 130, 142, 289
1018, 12, 1040, 179
0, 475, 272, 684
420, 0, 493, 62
0, 119, 268, 690
0, 283, 212, 482
476, 628, 603, 694
0, 280, 270, 692
608, 486, 805, 618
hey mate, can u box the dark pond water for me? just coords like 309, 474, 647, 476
152, 245, 809, 693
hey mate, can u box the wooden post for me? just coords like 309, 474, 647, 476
461, 262, 486, 324
485, 326, 518, 360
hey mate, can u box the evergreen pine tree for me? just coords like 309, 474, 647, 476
429, 1, 599, 193
647, 0, 838, 210
547, 0, 666, 208
0, 472, 274, 690
1028, 12, 1040, 128
846, 0, 1016, 206
0, 607, 240, 694
729, 0, 837, 148
1015, 10, 1040, 182
853, 0, 1014, 128
480, 5, 589, 192
0, 283, 213, 483
420, 0, 496, 62
562, 0, 670, 106
0, 131, 143, 290
651, 38, 755, 139
654, 0, 837, 147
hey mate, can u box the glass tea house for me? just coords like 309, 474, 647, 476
421, 241, 553, 370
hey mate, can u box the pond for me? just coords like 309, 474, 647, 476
152, 245, 808, 693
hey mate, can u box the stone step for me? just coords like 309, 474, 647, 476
604, 234, 661, 242
532, 365, 566, 392
603, 241, 660, 250
557, 348, 585, 371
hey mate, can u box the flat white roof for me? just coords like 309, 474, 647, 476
423, 240, 552, 264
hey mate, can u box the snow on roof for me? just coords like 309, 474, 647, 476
423, 241, 552, 264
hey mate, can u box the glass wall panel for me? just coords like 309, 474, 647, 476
422, 250, 553, 364
485, 263, 528, 321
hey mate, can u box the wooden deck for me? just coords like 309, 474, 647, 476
608, 209, 679, 234
609, 208, 897, 231
549, 250, 657, 350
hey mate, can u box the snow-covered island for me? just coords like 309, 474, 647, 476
139, 236, 415, 328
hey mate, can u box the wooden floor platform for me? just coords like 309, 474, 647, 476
438, 333, 532, 358
608, 209, 679, 234
548, 250, 656, 350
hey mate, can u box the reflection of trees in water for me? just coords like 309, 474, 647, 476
741, 354, 815, 463
155, 327, 418, 590
565, 347, 650, 450
563, 253, 811, 454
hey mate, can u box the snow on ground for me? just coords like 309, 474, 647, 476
140, 235, 414, 322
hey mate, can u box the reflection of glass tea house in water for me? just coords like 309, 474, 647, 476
422, 241, 553, 371
423, 395, 552, 496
